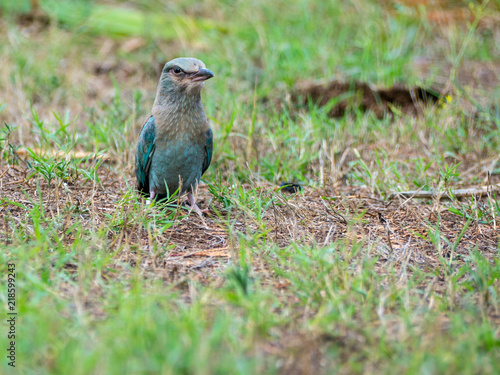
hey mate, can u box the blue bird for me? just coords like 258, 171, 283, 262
135, 57, 214, 215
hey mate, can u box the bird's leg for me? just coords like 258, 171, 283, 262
187, 192, 209, 217
147, 190, 156, 205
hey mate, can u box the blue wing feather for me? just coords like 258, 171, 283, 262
202, 128, 213, 176
135, 116, 156, 195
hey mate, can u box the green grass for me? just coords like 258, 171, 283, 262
1, 0, 500, 374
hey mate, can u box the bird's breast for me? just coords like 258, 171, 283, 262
149, 135, 206, 195
153, 101, 209, 141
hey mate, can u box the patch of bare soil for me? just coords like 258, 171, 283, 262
10, 0, 50, 33
294, 80, 440, 118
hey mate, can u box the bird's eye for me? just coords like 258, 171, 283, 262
172, 67, 182, 74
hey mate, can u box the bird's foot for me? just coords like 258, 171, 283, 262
187, 192, 209, 217
192, 203, 210, 217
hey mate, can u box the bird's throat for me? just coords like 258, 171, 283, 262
152, 92, 207, 140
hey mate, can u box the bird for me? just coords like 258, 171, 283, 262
135, 57, 214, 216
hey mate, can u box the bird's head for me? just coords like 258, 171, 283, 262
158, 57, 214, 95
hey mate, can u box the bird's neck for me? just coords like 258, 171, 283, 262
152, 89, 207, 138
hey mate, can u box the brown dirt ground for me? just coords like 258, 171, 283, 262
293, 80, 441, 118
2, 162, 498, 281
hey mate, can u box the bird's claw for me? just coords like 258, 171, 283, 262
187, 192, 209, 218
190, 203, 210, 217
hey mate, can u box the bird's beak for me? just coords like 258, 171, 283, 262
191, 68, 214, 82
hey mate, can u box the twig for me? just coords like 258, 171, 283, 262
1, 180, 25, 186
190, 256, 215, 270
16, 148, 109, 161
389, 185, 500, 200
487, 172, 496, 231
166, 246, 230, 260
378, 212, 394, 253
321, 198, 348, 224
323, 224, 336, 246
272, 196, 278, 242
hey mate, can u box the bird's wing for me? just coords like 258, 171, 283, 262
135, 115, 156, 195
201, 127, 213, 176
